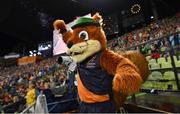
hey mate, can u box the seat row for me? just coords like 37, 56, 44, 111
147, 56, 180, 69
142, 70, 180, 90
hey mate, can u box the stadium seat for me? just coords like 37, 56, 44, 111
164, 81, 177, 90
167, 56, 178, 63
163, 71, 175, 80
147, 73, 155, 80
149, 71, 163, 80
157, 57, 166, 65
173, 56, 178, 62
162, 71, 178, 90
175, 61, 180, 67
148, 50, 152, 55
157, 81, 167, 90
148, 59, 156, 64
146, 56, 151, 61
161, 62, 172, 68
142, 81, 155, 89
149, 63, 160, 69
160, 47, 166, 52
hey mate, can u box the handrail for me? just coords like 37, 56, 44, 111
124, 102, 172, 113
47, 98, 78, 112
140, 88, 180, 92
149, 67, 180, 72
145, 45, 180, 57
124, 31, 180, 90
20, 102, 36, 114
146, 79, 176, 82
47, 98, 77, 106
124, 31, 180, 50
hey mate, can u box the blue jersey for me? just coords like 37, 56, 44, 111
78, 52, 113, 95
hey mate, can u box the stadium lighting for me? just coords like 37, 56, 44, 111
48, 44, 51, 48
45, 46, 49, 50
37, 52, 41, 55
131, 4, 141, 14
151, 16, 154, 19
29, 51, 33, 54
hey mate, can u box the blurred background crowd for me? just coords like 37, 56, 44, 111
108, 14, 180, 58
0, 57, 69, 112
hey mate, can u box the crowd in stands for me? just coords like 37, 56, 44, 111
0, 57, 68, 112
108, 13, 180, 59
107, 13, 180, 91
0, 13, 180, 113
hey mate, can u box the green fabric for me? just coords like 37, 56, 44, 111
75, 17, 96, 25
72, 17, 99, 29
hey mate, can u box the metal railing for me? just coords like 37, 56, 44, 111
47, 98, 78, 113
20, 102, 36, 114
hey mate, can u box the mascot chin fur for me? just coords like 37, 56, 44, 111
53, 13, 149, 113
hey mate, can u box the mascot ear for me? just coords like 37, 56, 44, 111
53, 20, 67, 34
92, 12, 103, 25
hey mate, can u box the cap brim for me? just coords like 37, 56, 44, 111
71, 22, 100, 29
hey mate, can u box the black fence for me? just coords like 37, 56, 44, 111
123, 32, 180, 91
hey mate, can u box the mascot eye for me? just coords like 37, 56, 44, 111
79, 31, 89, 41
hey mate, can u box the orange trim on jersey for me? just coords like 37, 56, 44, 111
77, 75, 109, 103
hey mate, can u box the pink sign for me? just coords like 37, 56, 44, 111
53, 30, 68, 55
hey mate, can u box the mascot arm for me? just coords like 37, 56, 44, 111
118, 51, 149, 82
100, 50, 143, 95
53, 19, 72, 43
100, 50, 143, 107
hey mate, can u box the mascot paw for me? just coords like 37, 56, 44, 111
53, 20, 67, 33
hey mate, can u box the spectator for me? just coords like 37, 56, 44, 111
42, 83, 54, 103
26, 83, 36, 107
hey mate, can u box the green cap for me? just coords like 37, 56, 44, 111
71, 17, 100, 29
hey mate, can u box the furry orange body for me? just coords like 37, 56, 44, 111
53, 13, 149, 112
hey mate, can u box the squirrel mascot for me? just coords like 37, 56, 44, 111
53, 13, 149, 113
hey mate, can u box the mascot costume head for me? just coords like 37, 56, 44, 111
53, 13, 149, 113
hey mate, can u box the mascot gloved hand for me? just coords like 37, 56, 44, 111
53, 13, 149, 113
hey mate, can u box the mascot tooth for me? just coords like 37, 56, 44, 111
53, 12, 149, 113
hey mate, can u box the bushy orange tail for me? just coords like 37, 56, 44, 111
118, 50, 149, 82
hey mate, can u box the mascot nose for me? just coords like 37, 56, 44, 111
67, 41, 73, 48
